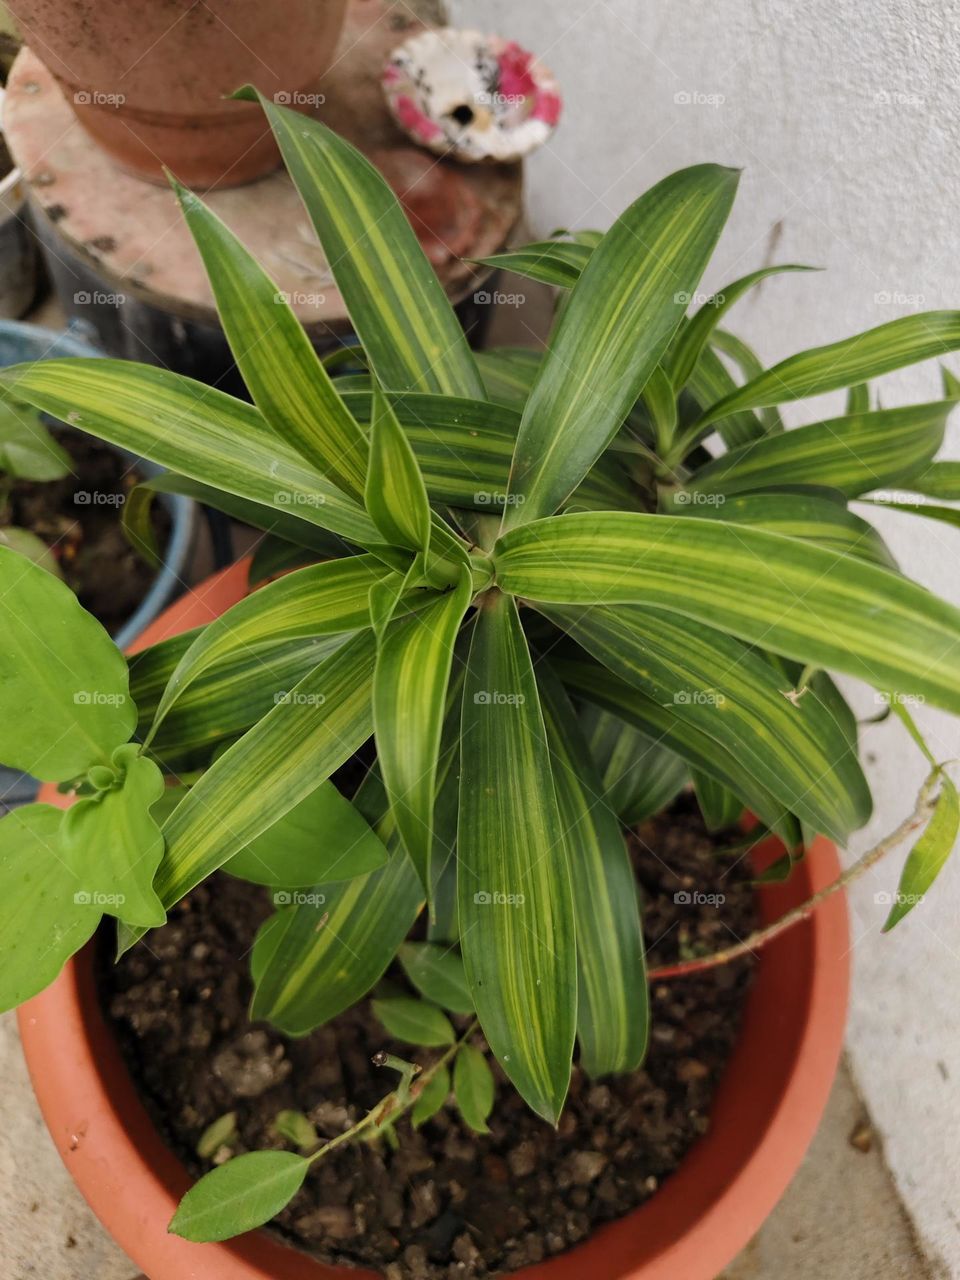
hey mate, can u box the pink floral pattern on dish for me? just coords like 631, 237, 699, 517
382, 28, 562, 163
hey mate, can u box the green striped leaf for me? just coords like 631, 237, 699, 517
0, 545, 134, 780
494, 512, 960, 714
900, 460, 960, 499
579, 704, 688, 825
458, 593, 576, 1122
472, 240, 593, 289
246, 90, 484, 400
502, 165, 739, 527
153, 629, 377, 913
675, 491, 897, 569
692, 311, 960, 432
685, 342, 766, 448
692, 771, 743, 831
373, 568, 472, 892
538, 666, 648, 1076
0, 360, 380, 549
476, 348, 542, 408
863, 496, 960, 533
665, 264, 816, 391
883, 773, 960, 931
710, 329, 785, 433
682, 401, 952, 499
149, 556, 393, 739
338, 387, 634, 512
539, 603, 870, 842
250, 775, 423, 1034
365, 385, 431, 552
556, 653, 799, 847
135, 636, 346, 765
172, 177, 368, 499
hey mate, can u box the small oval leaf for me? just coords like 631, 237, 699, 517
398, 943, 474, 1014
454, 1044, 496, 1134
371, 996, 455, 1047
411, 1064, 451, 1129
169, 1150, 309, 1242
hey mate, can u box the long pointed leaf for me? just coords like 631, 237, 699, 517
538, 666, 648, 1076
502, 165, 739, 526
373, 568, 472, 892
495, 512, 960, 714
0, 360, 380, 548
246, 90, 484, 399
172, 177, 368, 499
580, 704, 688, 825
457, 593, 577, 1122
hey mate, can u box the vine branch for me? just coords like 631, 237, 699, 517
647, 771, 941, 981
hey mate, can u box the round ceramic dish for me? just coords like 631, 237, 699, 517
383, 29, 562, 163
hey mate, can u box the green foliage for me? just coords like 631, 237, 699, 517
1, 98, 959, 1243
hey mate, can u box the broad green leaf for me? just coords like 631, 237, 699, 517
693, 771, 743, 831
0, 399, 71, 480
172, 176, 368, 499
692, 311, 960, 432
169, 1151, 309, 1242
373, 568, 472, 891
60, 745, 166, 927
495, 512, 960, 715
398, 942, 473, 1014
148, 556, 392, 738
538, 667, 648, 1075
0, 545, 134, 779
0, 804, 100, 1012
365, 385, 431, 552
225, 780, 389, 887
502, 165, 739, 527
665, 264, 816, 391
540, 603, 869, 841
580, 703, 688, 825
899, 460, 960, 499
458, 592, 577, 1123
412, 1064, 450, 1128
884, 774, 960, 931
371, 996, 455, 1047
471, 240, 593, 289
676, 491, 897, 569
558, 653, 802, 849
249, 772, 424, 1034
0, 360, 381, 549
246, 90, 484, 399
682, 401, 952, 499
454, 1044, 496, 1134
153, 629, 377, 912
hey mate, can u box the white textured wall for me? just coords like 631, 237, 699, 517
451, 0, 960, 1269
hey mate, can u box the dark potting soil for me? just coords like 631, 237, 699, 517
3, 427, 170, 631
102, 798, 758, 1279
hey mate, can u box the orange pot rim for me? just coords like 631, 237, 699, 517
18, 560, 851, 1280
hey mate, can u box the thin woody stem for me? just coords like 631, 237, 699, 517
647, 771, 942, 981
306, 1019, 479, 1165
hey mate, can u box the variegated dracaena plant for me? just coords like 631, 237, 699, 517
2, 92, 960, 1239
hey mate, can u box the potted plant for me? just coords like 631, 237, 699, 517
4, 96, 960, 1279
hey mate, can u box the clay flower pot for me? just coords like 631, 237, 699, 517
7, 0, 349, 187
19, 561, 851, 1280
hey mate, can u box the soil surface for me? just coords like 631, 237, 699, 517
103, 797, 758, 1279
2, 427, 169, 631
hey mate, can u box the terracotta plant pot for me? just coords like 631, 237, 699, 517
7, 0, 349, 187
19, 561, 851, 1280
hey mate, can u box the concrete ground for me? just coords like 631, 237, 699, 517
0, 1001, 931, 1279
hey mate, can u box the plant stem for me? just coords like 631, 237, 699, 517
647, 771, 941, 981
305, 1020, 479, 1166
